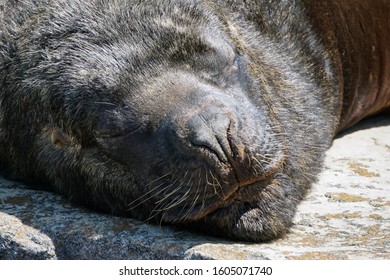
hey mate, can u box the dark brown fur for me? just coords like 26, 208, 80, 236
0, 0, 389, 241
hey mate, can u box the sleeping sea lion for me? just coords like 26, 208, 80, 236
0, 0, 389, 241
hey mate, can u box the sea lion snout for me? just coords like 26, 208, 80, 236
185, 108, 232, 164
183, 106, 283, 185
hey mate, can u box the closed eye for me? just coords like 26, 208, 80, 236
96, 124, 144, 139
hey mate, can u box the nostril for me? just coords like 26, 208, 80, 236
186, 110, 233, 164
189, 128, 228, 163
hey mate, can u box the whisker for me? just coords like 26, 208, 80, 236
94, 101, 117, 106
126, 172, 172, 209
148, 170, 190, 220
209, 170, 224, 198
182, 193, 200, 222
127, 182, 168, 210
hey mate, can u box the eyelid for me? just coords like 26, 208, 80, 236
96, 124, 144, 139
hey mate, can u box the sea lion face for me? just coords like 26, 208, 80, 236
1, 0, 337, 241
96, 40, 286, 220
86, 5, 287, 239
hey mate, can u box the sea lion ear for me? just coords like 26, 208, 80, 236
50, 127, 70, 148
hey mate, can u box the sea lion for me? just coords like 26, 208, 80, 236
0, 0, 389, 242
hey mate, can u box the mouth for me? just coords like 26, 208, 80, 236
137, 118, 287, 224
159, 169, 279, 223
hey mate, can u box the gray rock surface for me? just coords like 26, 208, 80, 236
1, 117, 389, 260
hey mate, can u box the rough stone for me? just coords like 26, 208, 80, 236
0, 116, 389, 260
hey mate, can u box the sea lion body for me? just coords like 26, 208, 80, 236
0, 0, 389, 241
305, 0, 390, 130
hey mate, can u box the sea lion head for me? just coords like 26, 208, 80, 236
1, 0, 337, 241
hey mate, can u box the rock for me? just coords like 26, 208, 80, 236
0, 212, 56, 259
0, 116, 389, 259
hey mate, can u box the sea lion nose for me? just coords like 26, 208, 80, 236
186, 109, 232, 164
